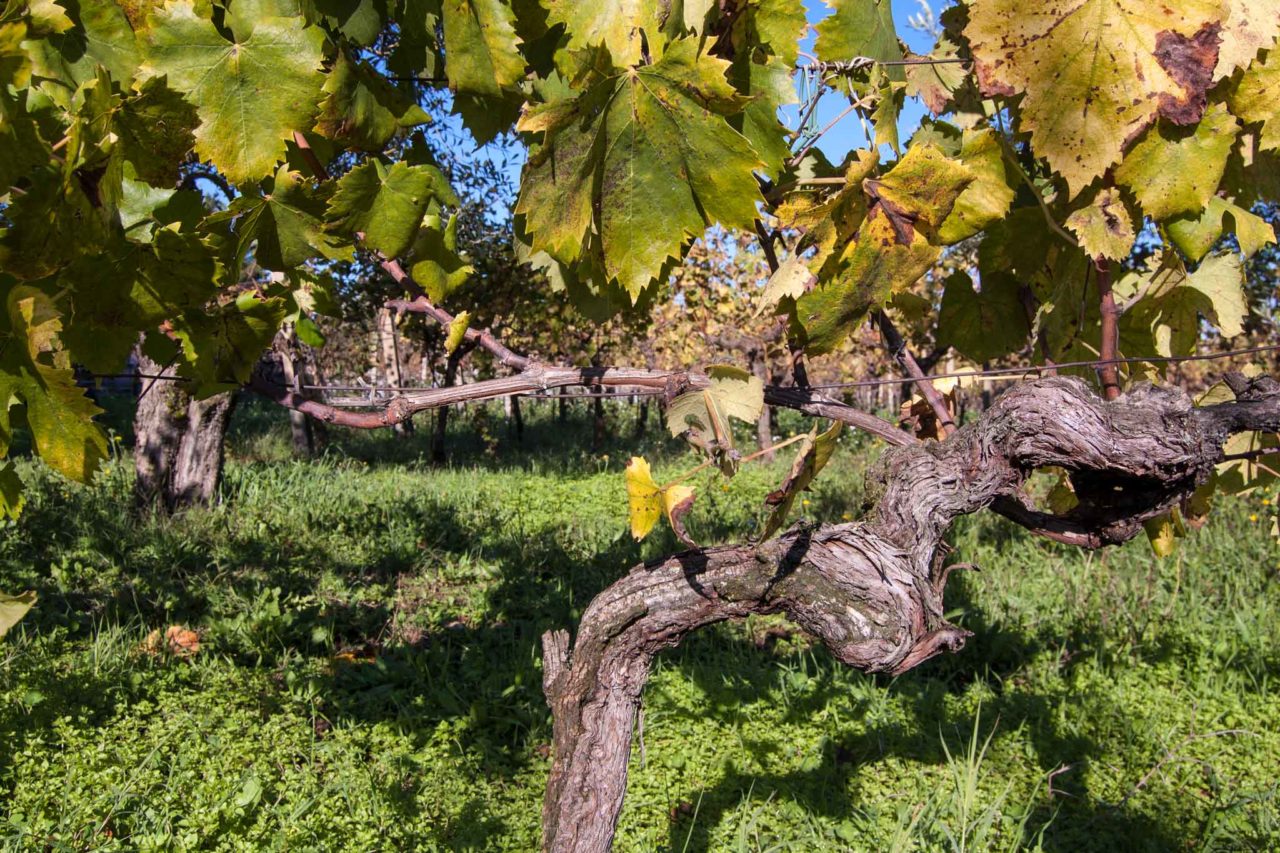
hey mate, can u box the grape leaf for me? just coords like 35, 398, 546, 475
758, 256, 815, 315
141, 2, 327, 184
315, 51, 431, 151
208, 165, 351, 270
0, 286, 107, 483
0, 590, 35, 638
728, 54, 796, 179
666, 365, 764, 441
445, 310, 470, 354
1123, 251, 1247, 355
1166, 195, 1277, 260
814, 0, 904, 82
515, 38, 764, 299
544, 0, 665, 68
937, 127, 1016, 244
0, 461, 23, 520
60, 229, 219, 373
966, 0, 1227, 194
937, 271, 1030, 362
441, 0, 525, 97
775, 149, 878, 276
172, 293, 290, 393
325, 159, 457, 259
625, 455, 662, 540
1065, 187, 1136, 261
1228, 47, 1280, 151
1215, 0, 1280, 77
905, 37, 968, 115
1114, 102, 1239, 221
25, 0, 139, 107
0, 166, 109, 280
760, 420, 842, 540
797, 145, 974, 354
409, 213, 473, 302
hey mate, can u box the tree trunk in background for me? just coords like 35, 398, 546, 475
431, 344, 470, 465
633, 399, 648, 439
133, 346, 235, 513
591, 392, 606, 450
375, 306, 413, 435
558, 387, 567, 422
511, 394, 524, 442
278, 334, 316, 457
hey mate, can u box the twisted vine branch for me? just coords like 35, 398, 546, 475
538, 374, 1280, 852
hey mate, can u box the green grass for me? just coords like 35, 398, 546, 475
1, 397, 1278, 851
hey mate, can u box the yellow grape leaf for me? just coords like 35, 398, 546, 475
445, 310, 470, 355
1215, 0, 1280, 77
966, 0, 1227, 194
1143, 510, 1182, 557
663, 484, 697, 548
0, 590, 35, 639
1065, 187, 1136, 261
625, 456, 663, 540
1229, 46, 1280, 151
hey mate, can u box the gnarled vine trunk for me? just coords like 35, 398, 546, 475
539, 376, 1280, 852
134, 348, 236, 513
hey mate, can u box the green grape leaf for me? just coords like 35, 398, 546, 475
325, 160, 458, 259
966, 0, 1226, 194
1215, 0, 1280, 77
797, 145, 974, 354
1167, 195, 1277, 260
0, 286, 107, 482
666, 365, 764, 442
1115, 102, 1239, 221
0, 462, 23, 520
208, 165, 351, 270
1124, 251, 1247, 355
409, 213, 473, 302
937, 127, 1016, 244
114, 76, 200, 187
544, 0, 664, 68
1228, 46, 1280, 151
814, 0, 904, 82
936, 271, 1030, 363
315, 51, 431, 151
1065, 187, 1137, 261
60, 229, 219, 373
141, 2, 327, 184
0, 589, 35, 638
172, 293, 289, 393
870, 66, 902, 154
515, 39, 764, 299
313, 0, 386, 45
441, 0, 525, 97
25, 0, 139, 107
729, 54, 796, 179
0, 166, 110, 280
761, 420, 843, 541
